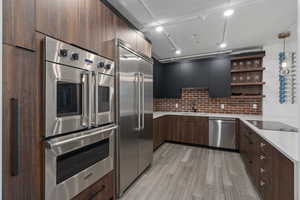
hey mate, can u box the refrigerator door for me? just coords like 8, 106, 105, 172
118, 47, 140, 194
138, 59, 153, 175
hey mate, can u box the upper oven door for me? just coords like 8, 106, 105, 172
45, 62, 90, 137
93, 73, 115, 127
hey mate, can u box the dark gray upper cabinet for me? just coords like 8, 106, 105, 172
208, 56, 232, 98
153, 56, 231, 98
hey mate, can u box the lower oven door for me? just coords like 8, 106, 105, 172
94, 73, 115, 126
45, 125, 117, 200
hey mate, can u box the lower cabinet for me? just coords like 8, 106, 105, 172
153, 115, 209, 150
239, 122, 294, 200
72, 171, 114, 200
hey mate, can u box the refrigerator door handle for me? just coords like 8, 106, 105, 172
141, 73, 145, 130
136, 72, 141, 131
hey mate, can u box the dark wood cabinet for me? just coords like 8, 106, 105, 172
4, 0, 35, 50
239, 122, 294, 200
136, 32, 152, 58
36, 0, 151, 60
115, 16, 137, 50
36, 0, 78, 45
154, 116, 209, 148
175, 116, 208, 145
3, 45, 42, 200
153, 118, 161, 150
72, 171, 114, 200
99, 4, 116, 60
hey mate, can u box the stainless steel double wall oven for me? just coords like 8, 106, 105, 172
44, 37, 116, 200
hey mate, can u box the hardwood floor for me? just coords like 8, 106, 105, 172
120, 143, 261, 200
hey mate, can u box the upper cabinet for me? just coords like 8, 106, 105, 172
114, 16, 137, 50
99, 3, 116, 60
4, 0, 35, 50
114, 16, 152, 58
136, 32, 152, 58
36, 0, 78, 45
153, 56, 232, 99
208, 56, 231, 98
36, 0, 152, 60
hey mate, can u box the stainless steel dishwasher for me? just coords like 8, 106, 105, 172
209, 117, 237, 150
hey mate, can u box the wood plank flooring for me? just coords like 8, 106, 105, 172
120, 143, 261, 200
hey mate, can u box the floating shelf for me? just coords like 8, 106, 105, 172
231, 95, 265, 99
231, 68, 266, 73
231, 53, 265, 61
231, 82, 265, 86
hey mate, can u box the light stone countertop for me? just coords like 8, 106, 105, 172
153, 112, 300, 162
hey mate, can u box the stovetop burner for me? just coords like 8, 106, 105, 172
247, 120, 298, 132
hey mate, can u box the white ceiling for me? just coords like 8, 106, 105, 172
108, 0, 297, 60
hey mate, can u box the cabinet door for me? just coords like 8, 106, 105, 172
136, 33, 152, 58
99, 3, 116, 60
178, 116, 208, 145
36, 0, 78, 45
3, 45, 42, 200
208, 56, 231, 98
272, 149, 294, 200
153, 119, 160, 150
4, 0, 35, 50
115, 16, 137, 50
77, 0, 100, 52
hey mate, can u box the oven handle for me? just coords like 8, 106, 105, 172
46, 125, 118, 152
81, 72, 89, 127
93, 71, 98, 126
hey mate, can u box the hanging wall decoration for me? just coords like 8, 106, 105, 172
278, 32, 296, 104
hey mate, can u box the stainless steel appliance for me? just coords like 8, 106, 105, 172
247, 120, 298, 132
44, 37, 117, 200
116, 43, 153, 196
209, 117, 237, 150
45, 125, 117, 200
44, 37, 115, 137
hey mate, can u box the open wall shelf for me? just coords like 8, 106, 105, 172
230, 53, 266, 99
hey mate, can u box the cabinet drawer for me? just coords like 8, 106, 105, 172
73, 171, 114, 200
258, 139, 273, 155
258, 177, 273, 200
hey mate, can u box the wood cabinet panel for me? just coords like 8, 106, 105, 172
136, 33, 152, 58
176, 116, 209, 145
153, 118, 160, 150
36, 0, 78, 44
4, 0, 35, 50
239, 122, 294, 200
272, 148, 294, 200
99, 3, 116, 60
3, 45, 42, 200
77, 0, 100, 53
72, 171, 114, 200
115, 16, 137, 50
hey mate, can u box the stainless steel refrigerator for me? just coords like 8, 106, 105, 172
116, 43, 153, 197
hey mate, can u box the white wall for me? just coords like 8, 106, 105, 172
263, 25, 298, 127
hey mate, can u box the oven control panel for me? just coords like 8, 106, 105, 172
45, 36, 115, 76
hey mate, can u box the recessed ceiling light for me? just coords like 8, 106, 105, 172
155, 26, 164, 32
281, 61, 288, 68
175, 50, 181, 55
224, 9, 234, 17
220, 43, 227, 48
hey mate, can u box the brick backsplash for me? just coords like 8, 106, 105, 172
154, 88, 262, 115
